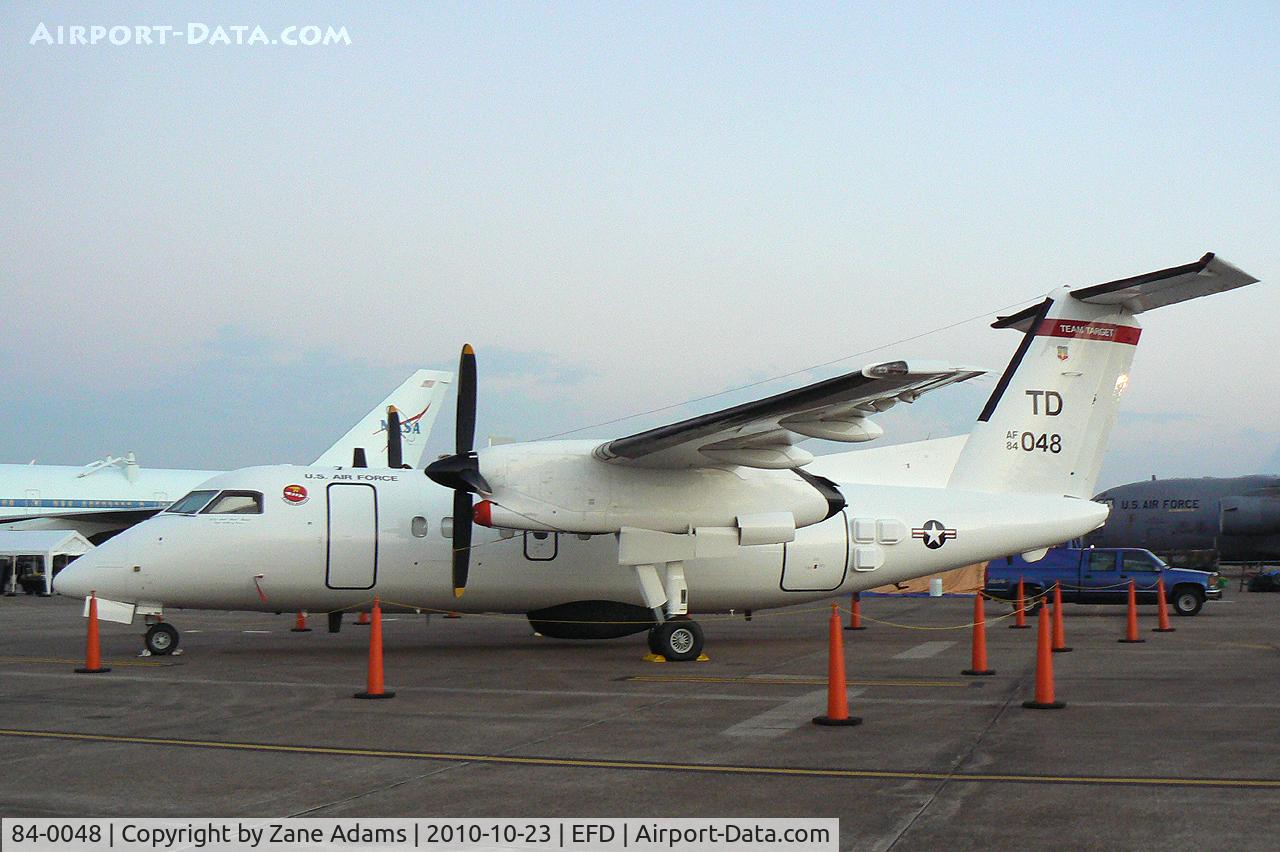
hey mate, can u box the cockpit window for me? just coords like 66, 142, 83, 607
166, 490, 218, 514
201, 490, 264, 515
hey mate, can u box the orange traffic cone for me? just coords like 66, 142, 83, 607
444, 611, 461, 619
1009, 577, 1029, 629
291, 610, 311, 633
962, 593, 995, 676
356, 610, 370, 626
75, 593, 111, 674
1051, 582, 1072, 653
354, 597, 395, 699
813, 602, 861, 726
1022, 601, 1065, 709
1119, 579, 1145, 643
1153, 577, 1175, 633
844, 592, 866, 631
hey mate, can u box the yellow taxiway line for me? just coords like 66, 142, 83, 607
0, 656, 172, 668
1, 728, 1277, 790
626, 674, 970, 688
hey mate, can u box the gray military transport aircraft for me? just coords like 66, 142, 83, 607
1090, 475, 1280, 563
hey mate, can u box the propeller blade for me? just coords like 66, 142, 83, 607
452, 489, 473, 597
428, 342, 484, 598
352, 447, 367, 468
386, 405, 403, 468
457, 343, 477, 455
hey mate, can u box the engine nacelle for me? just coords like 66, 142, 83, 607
1220, 496, 1280, 536
472, 440, 840, 535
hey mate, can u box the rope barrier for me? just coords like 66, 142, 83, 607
312, 588, 1053, 631
834, 587, 1052, 631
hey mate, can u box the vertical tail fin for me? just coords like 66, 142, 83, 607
949, 254, 1257, 498
312, 369, 453, 469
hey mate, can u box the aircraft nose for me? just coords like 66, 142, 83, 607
53, 539, 130, 600
51, 553, 95, 598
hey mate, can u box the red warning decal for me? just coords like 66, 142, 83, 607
282, 484, 309, 505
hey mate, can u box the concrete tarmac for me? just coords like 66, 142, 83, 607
1, 590, 1278, 850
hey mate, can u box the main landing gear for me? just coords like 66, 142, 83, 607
646, 619, 704, 662
143, 622, 180, 656
623, 543, 706, 662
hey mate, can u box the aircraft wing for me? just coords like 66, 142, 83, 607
0, 508, 162, 526
592, 361, 985, 470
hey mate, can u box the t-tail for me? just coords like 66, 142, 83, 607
948, 253, 1258, 498
312, 369, 453, 469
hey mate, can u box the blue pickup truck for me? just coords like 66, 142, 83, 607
985, 546, 1222, 616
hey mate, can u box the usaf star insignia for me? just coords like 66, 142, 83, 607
911, 519, 957, 549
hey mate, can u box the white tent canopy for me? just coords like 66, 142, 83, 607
0, 530, 94, 596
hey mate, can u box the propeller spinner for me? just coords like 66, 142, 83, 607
425, 344, 490, 597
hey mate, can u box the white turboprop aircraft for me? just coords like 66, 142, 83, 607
56, 255, 1258, 660
0, 370, 451, 543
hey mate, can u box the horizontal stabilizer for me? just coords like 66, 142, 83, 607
1071, 252, 1257, 311
994, 253, 1256, 331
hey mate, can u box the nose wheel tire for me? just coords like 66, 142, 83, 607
144, 623, 180, 656
648, 620, 704, 662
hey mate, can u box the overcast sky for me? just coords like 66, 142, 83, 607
2, 2, 1278, 490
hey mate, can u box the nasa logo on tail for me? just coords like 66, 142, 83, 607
376, 403, 431, 444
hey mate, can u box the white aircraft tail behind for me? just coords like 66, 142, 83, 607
949, 254, 1256, 498
312, 369, 452, 468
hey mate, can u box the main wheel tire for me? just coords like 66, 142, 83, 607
144, 623, 180, 656
1172, 587, 1204, 617
651, 620, 704, 662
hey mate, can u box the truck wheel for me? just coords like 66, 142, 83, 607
144, 623, 180, 655
1024, 587, 1045, 614
1172, 587, 1203, 617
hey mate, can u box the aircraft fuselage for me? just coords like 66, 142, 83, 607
57, 463, 1108, 617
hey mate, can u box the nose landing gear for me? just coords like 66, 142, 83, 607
143, 622, 180, 656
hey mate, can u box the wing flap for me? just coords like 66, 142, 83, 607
594, 361, 984, 469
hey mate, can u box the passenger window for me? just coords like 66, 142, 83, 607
1122, 552, 1159, 572
411, 516, 428, 538
441, 517, 453, 539
201, 491, 263, 515
166, 490, 218, 514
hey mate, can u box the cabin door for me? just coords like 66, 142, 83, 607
326, 484, 378, 590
